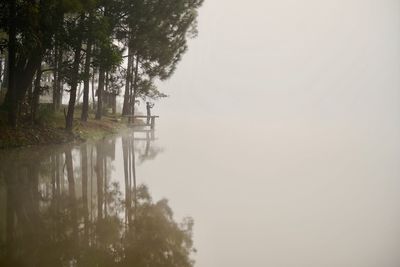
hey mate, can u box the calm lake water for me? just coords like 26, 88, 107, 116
1, 115, 400, 266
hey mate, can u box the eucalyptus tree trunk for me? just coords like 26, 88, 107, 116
1, 51, 9, 96
31, 67, 42, 124
81, 37, 93, 121
91, 67, 96, 109
3, 51, 43, 120
7, 0, 17, 127
52, 46, 59, 111
65, 20, 83, 131
95, 6, 110, 121
0, 54, 4, 97
53, 33, 64, 111
129, 55, 139, 116
95, 67, 105, 120
122, 49, 133, 115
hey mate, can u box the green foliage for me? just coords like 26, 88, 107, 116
137, 78, 168, 100
95, 43, 123, 71
62, 0, 96, 12
36, 103, 56, 125
120, 0, 203, 104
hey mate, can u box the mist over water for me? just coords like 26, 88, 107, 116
145, 119, 400, 267
1, 0, 400, 266
148, 0, 400, 266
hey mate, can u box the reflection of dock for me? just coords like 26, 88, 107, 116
133, 138, 157, 141
127, 126, 161, 164
132, 127, 157, 141
131, 129, 154, 133
124, 115, 159, 130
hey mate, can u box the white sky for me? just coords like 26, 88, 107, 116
157, 0, 400, 131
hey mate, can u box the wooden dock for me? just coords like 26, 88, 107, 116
124, 115, 159, 130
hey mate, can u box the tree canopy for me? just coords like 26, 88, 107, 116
0, 0, 204, 128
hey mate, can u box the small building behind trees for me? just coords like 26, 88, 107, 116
102, 90, 118, 114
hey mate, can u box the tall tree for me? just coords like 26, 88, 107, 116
1, 0, 88, 125
65, 16, 85, 130
122, 0, 204, 112
81, 13, 94, 122
52, 7, 66, 112
93, 1, 123, 120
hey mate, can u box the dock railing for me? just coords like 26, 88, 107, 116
123, 115, 159, 130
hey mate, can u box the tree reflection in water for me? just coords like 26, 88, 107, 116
0, 131, 195, 267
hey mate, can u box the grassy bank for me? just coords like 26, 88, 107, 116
0, 109, 129, 149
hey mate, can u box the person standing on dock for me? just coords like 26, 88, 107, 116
146, 102, 154, 124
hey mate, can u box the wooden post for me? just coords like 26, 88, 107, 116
150, 116, 155, 130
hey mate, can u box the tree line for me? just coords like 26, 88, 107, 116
0, 0, 203, 130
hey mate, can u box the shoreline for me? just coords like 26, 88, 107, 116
0, 114, 129, 149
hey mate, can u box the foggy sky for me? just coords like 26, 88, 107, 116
158, 0, 400, 131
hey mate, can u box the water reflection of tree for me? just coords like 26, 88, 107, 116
0, 134, 195, 267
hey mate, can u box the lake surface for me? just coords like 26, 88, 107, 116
1, 116, 400, 266
0, 125, 195, 267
